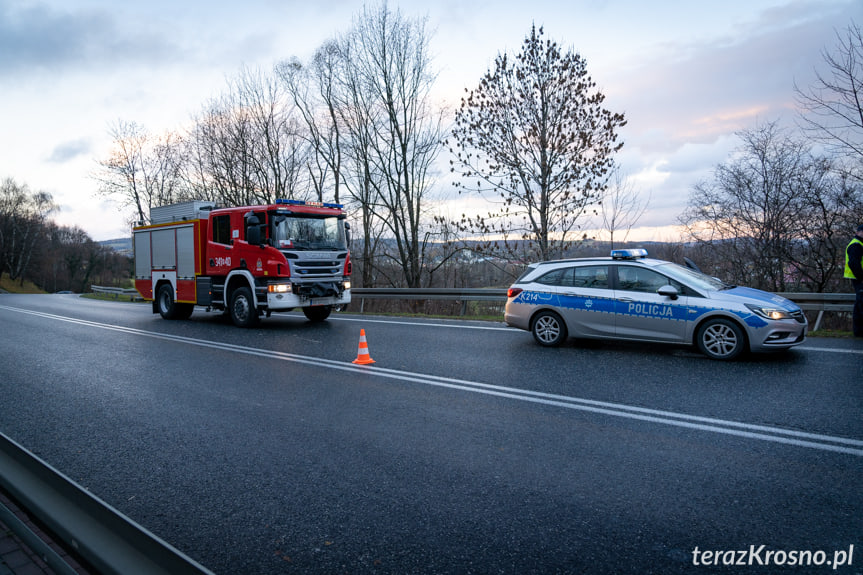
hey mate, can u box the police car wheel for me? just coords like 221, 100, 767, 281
230, 287, 259, 328
531, 311, 567, 347
697, 318, 745, 360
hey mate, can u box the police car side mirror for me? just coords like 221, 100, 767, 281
658, 285, 679, 300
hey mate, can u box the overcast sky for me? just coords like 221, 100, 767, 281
0, 0, 858, 241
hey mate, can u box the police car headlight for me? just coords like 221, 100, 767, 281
745, 304, 791, 321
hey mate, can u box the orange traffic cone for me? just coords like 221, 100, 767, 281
352, 329, 375, 365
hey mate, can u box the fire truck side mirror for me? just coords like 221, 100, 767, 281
247, 226, 262, 246
245, 213, 263, 246
344, 221, 351, 244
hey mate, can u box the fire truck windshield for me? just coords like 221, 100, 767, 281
272, 215, 347, 251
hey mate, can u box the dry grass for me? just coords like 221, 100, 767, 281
0, 273, 45, 294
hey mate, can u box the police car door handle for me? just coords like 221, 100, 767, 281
618, 297, 634, 302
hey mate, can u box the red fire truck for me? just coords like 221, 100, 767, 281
133, 199, 351, 327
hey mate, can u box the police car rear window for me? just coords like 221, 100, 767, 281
535, 268, 572, 286
535, 265, 609, 288
574, 266, 609, 288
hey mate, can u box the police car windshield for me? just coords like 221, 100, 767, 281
656, 262, 729, 291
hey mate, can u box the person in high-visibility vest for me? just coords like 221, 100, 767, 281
845, 223, 863, 337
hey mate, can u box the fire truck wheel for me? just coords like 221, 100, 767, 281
229, 286, 259, 327
303, 305, 331, 322
176, 304, 194, 320
157, 284, 179, 320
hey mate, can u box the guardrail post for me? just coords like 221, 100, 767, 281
813, 311, 825, 332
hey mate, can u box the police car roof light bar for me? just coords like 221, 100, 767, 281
611, 248, 648, 260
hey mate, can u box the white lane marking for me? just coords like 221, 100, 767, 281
3, 304, 862, 456
796, 346, 863, 355
330, 315, 515, 331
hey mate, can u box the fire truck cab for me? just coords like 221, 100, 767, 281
133, 199, 351, 327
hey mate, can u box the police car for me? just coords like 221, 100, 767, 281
504, 249, 807, 360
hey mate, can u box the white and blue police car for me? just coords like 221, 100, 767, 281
504, 249, 807, 360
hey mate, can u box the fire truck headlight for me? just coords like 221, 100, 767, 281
268, 283, 291, 294
343, 280, 351, 291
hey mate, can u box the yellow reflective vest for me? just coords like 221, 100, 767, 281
846, 237, 863, 279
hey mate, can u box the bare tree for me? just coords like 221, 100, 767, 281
795, 20, 863, 164
328, 29, 389, 288
680, 122, 861, 292
277, 41, 345, 204
337, 2, 446, 288
190, 98, 257, 205
598, 167, 650, 249
792, 158, 863, 291
178, 118, 219, 203
233, 66, 309, 201
147, 131, 185, 208
681, 123, 805, 290
94, 120, 148, 221
449, 25, 626, 262
0, 178, 56, 283
278, 33, 389, 288
186, 67, 312, 207
93, 120, 185, 223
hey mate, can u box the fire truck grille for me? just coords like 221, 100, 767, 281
297, 261, 340, 267
293, 261, 342, 276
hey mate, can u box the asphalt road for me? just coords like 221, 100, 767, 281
0, 294, 861, 574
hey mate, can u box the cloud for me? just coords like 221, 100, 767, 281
0, 1, 180, 76
606, 0, 857, 156
46, 138, 92, 163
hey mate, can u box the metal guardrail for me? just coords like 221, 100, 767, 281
0, 432, 214, 575
91, 285, 141, 300
90, 285, 854, 328
774, 292, 857, 305
352, 288, 507, 315
774, 292, 856, 331
352, 288, 855, 329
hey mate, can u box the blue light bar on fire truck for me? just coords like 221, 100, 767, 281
610, 248, 648, 260
275, 199, 344, 209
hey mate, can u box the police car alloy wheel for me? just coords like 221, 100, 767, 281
532, 310, 567, 347
696, 318, 746, 361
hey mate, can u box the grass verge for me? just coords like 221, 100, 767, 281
0, 273, 45, 294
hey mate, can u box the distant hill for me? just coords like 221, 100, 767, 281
100, 237, 133, 256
